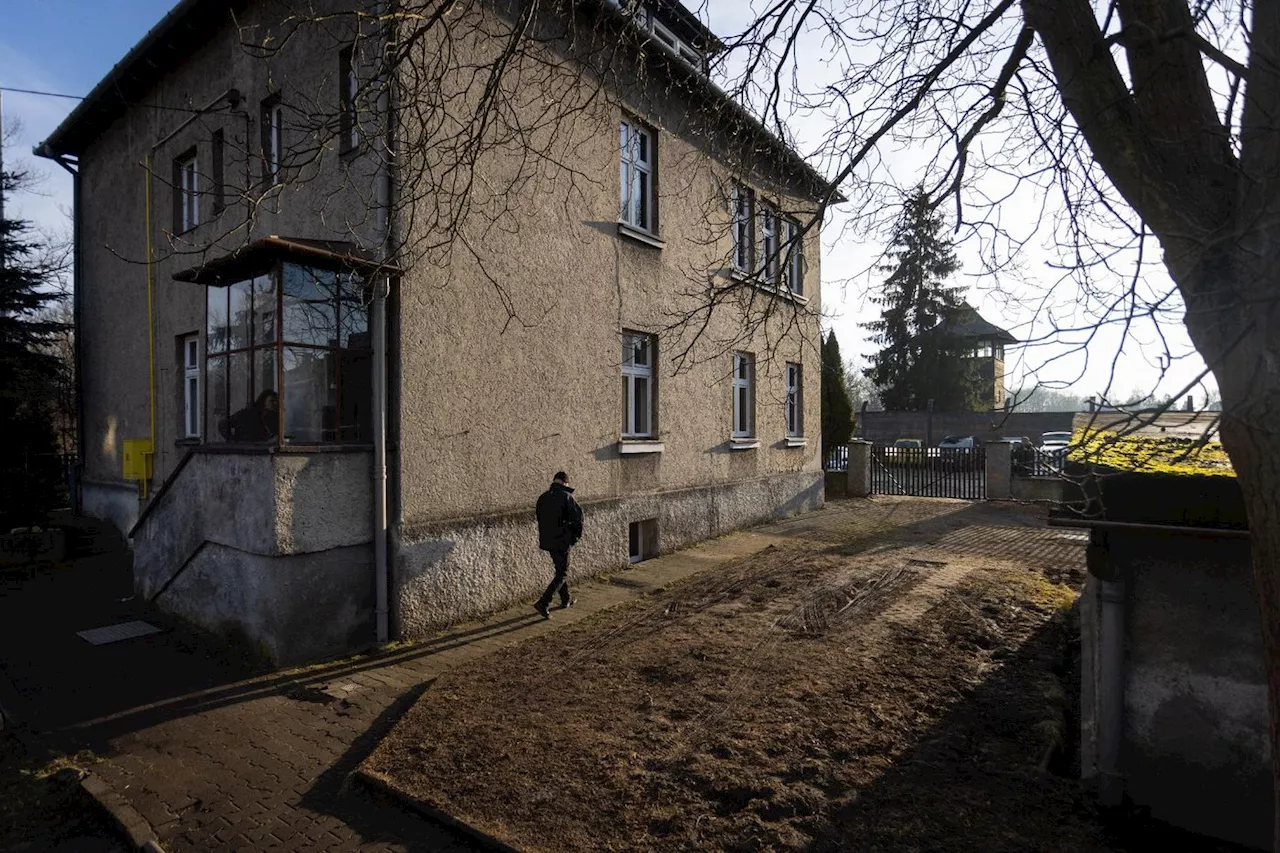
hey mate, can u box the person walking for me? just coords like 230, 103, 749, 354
534, 471, 583, 619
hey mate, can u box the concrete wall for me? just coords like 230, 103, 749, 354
396, 471, 821, 636
82, 479, 141, 538
859, 411, 1076, 446
1080, 530, 1272, 849
132, 449, 374, 664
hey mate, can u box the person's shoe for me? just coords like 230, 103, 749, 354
559, 597, 576, 610
534, 602, 551, 619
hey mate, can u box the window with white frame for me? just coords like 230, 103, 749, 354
732, 183, 754, 272
620, 119, 656, 232
760, 201, 779, 284
339, 47, 358, 152
182, 334, 201, 438
622, 332, 656, 437
785, 362, 803, 437
783, 217, 804, 294
263, 99, 284, 185
732, 352, 754, 438
175, 151, 199, 233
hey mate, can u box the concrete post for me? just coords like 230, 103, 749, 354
846, 441, 872, 498
985, 441, 1012, 500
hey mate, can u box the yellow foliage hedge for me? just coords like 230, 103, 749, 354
1068, 429, 1235, 478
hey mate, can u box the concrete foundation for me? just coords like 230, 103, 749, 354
82, 479, 141, 540
1010, 477, 1072, 503
1080, 529, 1272, 849
395, 471, 823, 637
985, 441, 1012, 500
131, 449, 375, 665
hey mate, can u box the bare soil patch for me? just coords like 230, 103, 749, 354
364, 501, 1112, 851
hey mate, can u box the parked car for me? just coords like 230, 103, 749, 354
1040, 431, 1072, 448
936, 435, 975, 450
885, 437, 927, 466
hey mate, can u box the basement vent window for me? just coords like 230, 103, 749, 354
629, 518, 658, 564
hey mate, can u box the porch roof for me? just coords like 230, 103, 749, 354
171, 237, 402, 286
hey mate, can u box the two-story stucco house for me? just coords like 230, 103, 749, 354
36, 0, 839, 664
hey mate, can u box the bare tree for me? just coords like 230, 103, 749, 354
709, 0, 1279, 840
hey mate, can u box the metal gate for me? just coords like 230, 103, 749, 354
871, 445, 986, 499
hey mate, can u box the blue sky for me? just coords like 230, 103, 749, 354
2, 1, 1214, 404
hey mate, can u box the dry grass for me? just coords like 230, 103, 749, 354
363, 502, 1110, 852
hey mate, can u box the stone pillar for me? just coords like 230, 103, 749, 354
846, 441, 872, 498
985, 440, 1012, 500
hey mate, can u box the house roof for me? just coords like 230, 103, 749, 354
35, 0, 248, 158
35, 0, 842, 203
172, 237, 402, 285
930, 303, 1017, 344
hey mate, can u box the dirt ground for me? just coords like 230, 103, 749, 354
360, 499, 1236, 852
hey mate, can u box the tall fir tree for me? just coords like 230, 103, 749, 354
820, 330, 854, 460
862, 188, 981, 411
1, 166, 70, 526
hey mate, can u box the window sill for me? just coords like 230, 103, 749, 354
785, 437, 807, 448
619, 440, 664, 455
616, 222, 665, 249
175, 438, 202, 447
727, 269, 808, 304
729, 439, 760, 451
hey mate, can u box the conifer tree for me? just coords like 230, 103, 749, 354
820, 330, 854, 460
863, 188, 980, 411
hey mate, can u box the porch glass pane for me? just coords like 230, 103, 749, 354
283, 264, 337, 347
207, 288, 228, 354
228, 278, 252, 351
338, 273, 369, 348
253, 274, 277, 346
281, 346, 334, 444
206, 354, 227, 443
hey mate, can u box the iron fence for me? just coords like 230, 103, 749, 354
870, 445, 986, 499
1013, 445, 1065, 477
825, 445, 849, 472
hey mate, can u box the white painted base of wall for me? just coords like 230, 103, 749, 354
394, 471, 824, 638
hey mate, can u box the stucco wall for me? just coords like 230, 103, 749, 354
132, 449, 374, 664
393, 3, 825, 541
75, 0, 381, 498
396, 470, 822, 636
1080, 531, 1272, 849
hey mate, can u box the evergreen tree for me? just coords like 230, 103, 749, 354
820, 330, 854, 460
1, 166, 70, 526
863, 188, 981, 411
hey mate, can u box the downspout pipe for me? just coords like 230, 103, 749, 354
372, 7, 394, 645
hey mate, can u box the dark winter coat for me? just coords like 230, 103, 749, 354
536, 482, 583, 552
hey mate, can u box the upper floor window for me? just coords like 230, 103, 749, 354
211, 129, 225, 215
339, 47, 358, 153
174, 150, 199, 233
263, 98, 284, 185
622, 332, 656, 438
732, 352, 754, 438
783, 217, 804, 294
760, 201, 779, 284
732, 183, 754, 272
785, 362, 803, 437
620, 119, 656, 233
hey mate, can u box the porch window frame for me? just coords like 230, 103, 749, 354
622, 331, 657, 439
785, 361, 803, 438
183, 333, 201, 438
202, 258, 374, 448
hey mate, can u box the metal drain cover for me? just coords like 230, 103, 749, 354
77, 620, 162, 645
